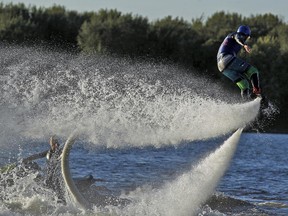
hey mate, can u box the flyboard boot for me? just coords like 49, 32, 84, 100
250, 73, 269, 109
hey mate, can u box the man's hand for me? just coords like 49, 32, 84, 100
243, 44, 251, 53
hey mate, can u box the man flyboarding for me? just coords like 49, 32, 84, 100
217, 25, 262, 99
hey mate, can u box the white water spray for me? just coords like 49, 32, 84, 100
0, 45, 262, 215
119, 129, 243, 216
0, 45, 260, 149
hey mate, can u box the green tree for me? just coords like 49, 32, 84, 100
0, 3, 87, 47
205, 11, 243, 40
77, 9, 150, 55
31, 5, 86, 47
269, 24, 288, 53
148, 16, 201, 66
0, 3, 37, 42
245, 13, 283, 38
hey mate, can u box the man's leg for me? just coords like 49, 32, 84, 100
222, 57, 253, 98
245, 66, 261, 96
236, 79, 250, 99
222, 67, 250, 99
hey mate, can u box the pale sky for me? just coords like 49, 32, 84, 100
2, 0, 288, 22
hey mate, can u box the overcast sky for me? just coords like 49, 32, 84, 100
2, 0, 288, 22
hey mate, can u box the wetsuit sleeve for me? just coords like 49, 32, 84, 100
22, 150, 49, 163
234, 33, 247, 47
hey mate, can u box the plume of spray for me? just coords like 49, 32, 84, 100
0, 44, 263, 215
114, 129, 243, 216
0, 45, 261, 149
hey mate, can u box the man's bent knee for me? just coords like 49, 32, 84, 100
236, 79, 249, 91
245, 66, 259, 79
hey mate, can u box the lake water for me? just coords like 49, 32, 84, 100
0, 44, 285, 215
1, 132, 287, 215
69, 132, 288, 215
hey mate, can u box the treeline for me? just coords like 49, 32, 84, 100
1, 3, 288, 130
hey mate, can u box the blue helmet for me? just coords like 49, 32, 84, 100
237, 25, 251, 36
